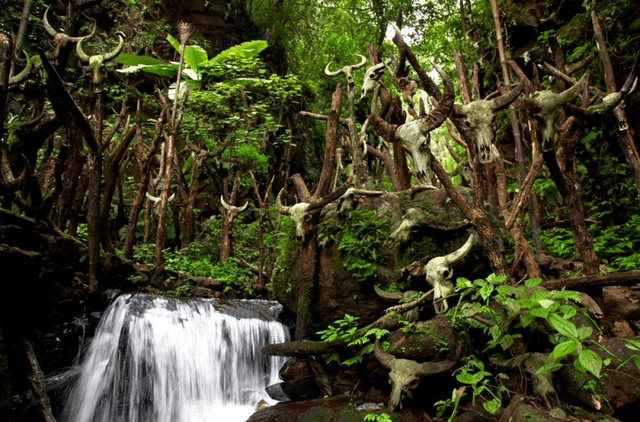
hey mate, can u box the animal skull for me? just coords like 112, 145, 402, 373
424, 233, 474, 313
220, 195, 249, 223
360, 59, 391, 99
76, 32, 125, 87
374, 340, 458, 412
518, 71, 589, 150
453, 80, 524, 163
325, 54, 367, 88
43, 6, 96, 57
335, 187, 384, 214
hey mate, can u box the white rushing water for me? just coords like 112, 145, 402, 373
62, 294, 289, 422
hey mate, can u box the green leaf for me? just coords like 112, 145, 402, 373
183, 44, 208, 73
547, 313, 579, 338
167, 34, 181, 53
553, 340, 578, 360
211, 40, 269, 63
536, 362, 563, 375
538, 299, 554, 309
529, 307, 549, 319
114, 53, 169, 67
579, 349, 603, 378
577, 326, 593, 340
483, 397, 501, 415
525, 278, 542, 288
624, 338, 640, 352
456, 373, 477, 385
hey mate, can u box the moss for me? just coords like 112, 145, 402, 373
271, 217, 297, 305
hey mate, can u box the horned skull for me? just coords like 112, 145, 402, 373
370, 62, 454, 187
43, 6, 96, 57
76, 31, 125, 87
374, 340, 458, 412
220, 195, 249, 223
361, 59, 391, 99
325, 54, 367, 88
453, 80, 524, 163
519, 71, 589, 150
145, 191, 176, 214
424, 233, 474, 313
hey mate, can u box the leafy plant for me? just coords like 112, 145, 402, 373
363, 412, 393, 422
316, 314, 389, 366
335, 209, 391, 282
116, 36, 268, 98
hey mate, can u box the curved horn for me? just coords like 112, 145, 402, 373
374, 284, 403, 301
416, 343, 462, 377
351, 53, 367, 70
43, 6, 58, 37
422, 62, 454, 131
9, 51, 32, 85
374, 339, 395, 370
324, 61, 342, 77
492, 79, 525, 111
76, 36, 91, 62
65, 19, 97, 43
103, 32, 125, 62
237, 200, 249, 212
275, 189, 291, 215
145, 191, 160, 203
553, 70, 590, 107
443, 233, 474, 265
168, 193, 176, 202
220, 195, 231, 211
452, 104, 468, 117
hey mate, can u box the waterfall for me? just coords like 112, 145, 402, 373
61, 294, 289, 422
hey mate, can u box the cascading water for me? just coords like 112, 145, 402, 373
61, 294, 289, 422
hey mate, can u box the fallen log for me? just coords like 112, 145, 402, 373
540, 271, 640, 291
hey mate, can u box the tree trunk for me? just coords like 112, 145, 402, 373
153, 131, 175, 269
87, 150, 102, 294
51, 127, 84, 229
181, 154, 204, 248
100, 127, 136, 254
555, 118, 600, 276
23, 339, 56, 422
591, 9, 640, 196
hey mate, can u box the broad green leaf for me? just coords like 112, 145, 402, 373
579, 349, 603, 378
529, 307, 549, 319
525, 278, 542, 288
183, 44, 208, 73
483, 397, 501, 415
553, 340, 578, 360
536, 362, 563, 375
210, 40, 269, 63
538, 299, 554, 309
167, 34, 181, 53
117, 63, 178, 77
456, 373, 477, 385
547, 313, 579, 338
577, 326, 593, 340
114, 53, 168, 67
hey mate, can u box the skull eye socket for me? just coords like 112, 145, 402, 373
443, 269, 450, 279
409, 379, 420, 388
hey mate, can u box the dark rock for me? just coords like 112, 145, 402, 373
279, 357, 311, 381
266, 376, 321, 402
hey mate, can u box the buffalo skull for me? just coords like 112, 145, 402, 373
76, 32, 125, 87
374, 340, 458, 412
424, 233, 474, 313
276, 185, 350, 241
371, 63, 454, 187
453, 81, 524, 163
43, 6, 96, 57
220, 195, 249, 223
325, 54, 367, 88
518, 71, 589, 150
360, 59, 391, 99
